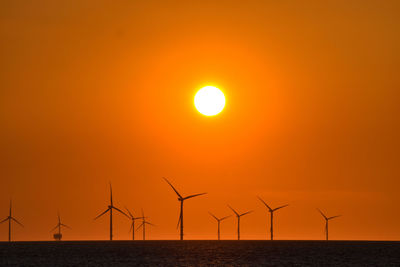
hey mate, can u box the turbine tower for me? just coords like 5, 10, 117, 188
318, 209, 341, 241
125, 207, 144, 241
0, 200, 23, 242
136, 209, 154, 240
258, 196, 289, 240
51, 212, 71, 241
163, 177, 207, 240
208, 212, 231, 240
228, 205, 252, 240
94, 183, 129, 240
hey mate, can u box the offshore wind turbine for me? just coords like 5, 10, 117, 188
208, 212, 231, 240
0, 200, 23, 242
94, 183, 129, 240
163, 177, 207, 240
125, 207, 144, 241
257, 196, 289, 240
228, 205, 253, 240
318, 209, 341, 241
136, 209, 154, 240
51, 212, 71, 241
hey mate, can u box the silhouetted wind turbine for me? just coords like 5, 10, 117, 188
318, 209, 341, 241
258, 196, 289, 240
209, 212, 231, 240
163, 177, 207, 240
228, 205, 252, 240
136, 209, 154, 240
94, 183, 129, 240
125, 207, 144, 240
0, 199, 23, 242
51, 211, 71, 241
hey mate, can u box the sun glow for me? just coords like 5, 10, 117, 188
194, 86, 225, 116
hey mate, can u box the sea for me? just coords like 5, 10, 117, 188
0, 240, 399, 266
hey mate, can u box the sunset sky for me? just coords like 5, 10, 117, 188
1, 0, 399, 241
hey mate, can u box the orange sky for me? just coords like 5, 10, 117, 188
1, 0, 400, 241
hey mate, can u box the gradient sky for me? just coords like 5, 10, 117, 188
1, 0, 399, 241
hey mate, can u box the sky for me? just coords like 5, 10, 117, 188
0, 0, 399, 241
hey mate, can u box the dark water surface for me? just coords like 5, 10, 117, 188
0, 240, 399, 266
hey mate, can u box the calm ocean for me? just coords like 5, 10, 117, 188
0, 240, 399, 266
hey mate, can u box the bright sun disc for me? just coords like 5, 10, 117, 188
194, 86, 225, 116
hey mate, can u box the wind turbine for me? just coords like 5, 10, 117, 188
51, 212, 71, 241
136, 209, 154, 240
0, 199, 23, 242
163, 177, 207, 240
94, 183, 129, 240
125, 207, 144, 241
208, 212, 231, 240
257, 196, 289, 240
228, 205, 252, 240
318, 209, 341, 241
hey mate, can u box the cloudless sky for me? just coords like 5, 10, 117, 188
1, 0, 399, 241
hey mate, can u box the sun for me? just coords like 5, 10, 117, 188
194, 86, 225, 116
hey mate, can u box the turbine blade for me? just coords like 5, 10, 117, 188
61, 223, 71, 229
112, 206, 130, 219
208, 212, 218, 221
220, 215, 232, 221
11, 217, 24, 227
227, 205, 239, 216
50, 224, 59, 232
317, 208, 328, 219
240, 210, 253, 217
125, 207, 134, 219
145, 222, 155, 226
109, 183, 113, 206
273, 204, 289, 211
183, 193, 207, 200
163, 177, 183, 198
129, 222, 133, 233
176, 209, 182, 229
136, 222, 144, 231
257, 196, 272, 211
328, 215, 341, 220
0, 218, 8, 224
94, 208, 110, 220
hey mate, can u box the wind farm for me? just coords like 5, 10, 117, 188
1, 187, 347, 242
0, 181, 398, 267
1, 0, 400, 265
